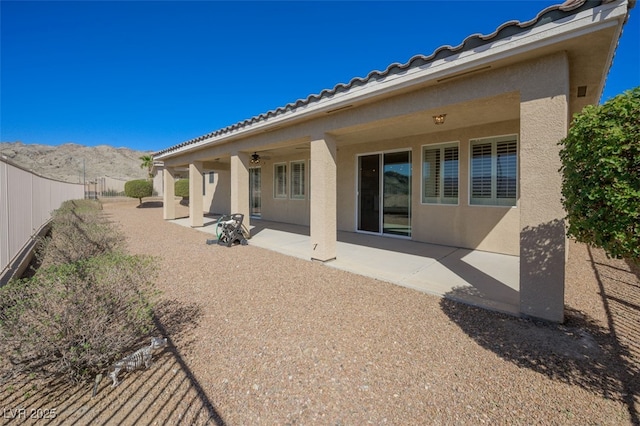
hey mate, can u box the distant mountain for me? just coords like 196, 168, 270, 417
0, 141, 151, 183
384, 170, 410, 194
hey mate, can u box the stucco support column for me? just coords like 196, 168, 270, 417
310, 134, 337, 262
163, 166, 176, 220
189, 161, 204, 227
519, 52, 569, 322
230, 152, 250, 231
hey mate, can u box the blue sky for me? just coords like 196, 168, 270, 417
1, 1, 638, 153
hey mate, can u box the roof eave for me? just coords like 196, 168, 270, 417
154, 0, 629, 161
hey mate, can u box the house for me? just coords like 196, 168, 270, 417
153, 0, 634, 322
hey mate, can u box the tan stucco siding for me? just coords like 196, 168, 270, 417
203, 171, 230, 215
518, 51, 569, 322
336, 119, 520, 255
255, 154, 311, 226
418, 120, 520, 254
164, 52, 572, 257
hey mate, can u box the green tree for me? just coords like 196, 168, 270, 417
559, 86, 639, 263
124, 179, 153, 205
139, 154, 153, 178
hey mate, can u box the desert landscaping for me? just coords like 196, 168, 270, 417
1, 198, 638, 425
2, 0, 637, 423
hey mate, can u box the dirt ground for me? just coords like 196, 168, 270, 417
1, 199, 638, 425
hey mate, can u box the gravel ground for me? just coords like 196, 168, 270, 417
1, 198, 638, 425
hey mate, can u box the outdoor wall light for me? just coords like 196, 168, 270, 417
250, 152, 261, 164
433, 114, 447, 125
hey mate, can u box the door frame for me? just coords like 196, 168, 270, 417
249, 166, 261, 218
355, 148, 412, 238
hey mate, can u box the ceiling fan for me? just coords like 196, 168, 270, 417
250, 151, 272, 164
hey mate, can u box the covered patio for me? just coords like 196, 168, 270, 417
154, 0, 632, 322
169, 216, 520, 316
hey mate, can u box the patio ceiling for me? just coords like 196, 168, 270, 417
189, 90, 520, 168
329, 92, 520, 146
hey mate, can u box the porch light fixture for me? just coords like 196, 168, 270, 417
433, 114, 447, 125
250, 152, 261, 164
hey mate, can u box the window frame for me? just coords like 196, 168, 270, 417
290, 160, 306, 200
273, 162, 287, 199
469, 134, 518, 207
421, 141, 459, 205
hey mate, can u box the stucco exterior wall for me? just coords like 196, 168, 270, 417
155, 0, 632, 322
518, 52, 569, 322
168, 52, 573, 258
189, 52, 574, 258
203, 171, 230, 215
203, 153, 311, 224
257, 154, 311, 225
337, 119, 520, 255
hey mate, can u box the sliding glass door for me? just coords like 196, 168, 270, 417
358, 154, 380, 233
358, 150, 411, 237
383, 151, 412, 236
249, 167, 261, 217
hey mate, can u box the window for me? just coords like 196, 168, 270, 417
422, 142, 458, 204
203, 172, 214, 196
290, 161, 305, 199
470, 135, 518, 206
274, 163, 287, 198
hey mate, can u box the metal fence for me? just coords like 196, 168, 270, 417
86, 176, 159, 198
93, 176, 128, 197
0, 158, 84, 279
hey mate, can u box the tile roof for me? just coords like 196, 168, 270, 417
153, 0, 621, 158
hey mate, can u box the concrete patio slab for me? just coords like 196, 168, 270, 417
169, 216, 521, 316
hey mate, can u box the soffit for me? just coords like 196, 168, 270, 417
329, 93, 521, 146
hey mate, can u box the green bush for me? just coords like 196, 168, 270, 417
0, 253, 158, 383
124, 179, 153, 204
175, 179, 189, 199
559, 86, 639, 262
37, 200, 124, 268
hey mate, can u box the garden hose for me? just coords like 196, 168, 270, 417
215, 215, 228, 240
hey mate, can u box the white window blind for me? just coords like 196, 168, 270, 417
471, 143, 492, 200
422, 143, 458, 204
470, 136, 517, 206
291, 161, 305, 199
274, 163, 287, 198
496, 140, 517, 200
442, 146, 459, 199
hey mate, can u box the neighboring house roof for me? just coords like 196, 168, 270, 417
154, 0, 633, 158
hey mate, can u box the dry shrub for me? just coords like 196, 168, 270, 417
0, 199, 159, 384
37, 199, 124, 268
0, 253, 159, 383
